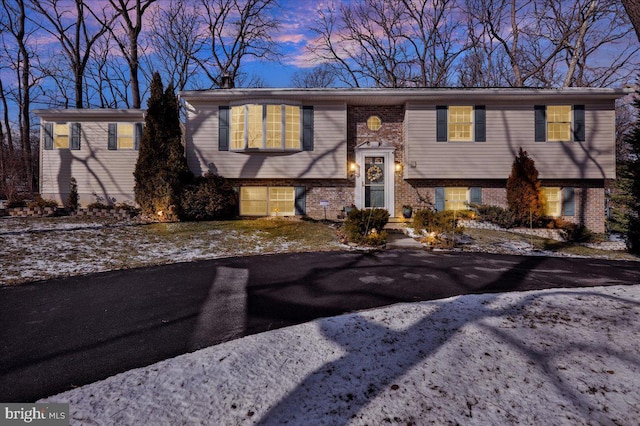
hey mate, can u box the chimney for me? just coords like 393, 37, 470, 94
221, 74, 234, 89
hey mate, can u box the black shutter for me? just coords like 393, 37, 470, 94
474, 105, 486, 142
562, 187, 575, 216
573, 105, 585, 142
108, 123, 117, 150
44, 123, 53, 150
435, 187, 445, 211
219, 106, 230, 151
436, 106, 447, 142
70, 123, 81, 150
134, 123, 143, 150
469, 187, 482, 204
302, 106, 314, 151
534, 105, 546, 142
294, 186, 306, 215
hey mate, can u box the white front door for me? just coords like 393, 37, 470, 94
354, 143, 395, 214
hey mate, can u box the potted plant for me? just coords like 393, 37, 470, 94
344, 204, 356, 216
402, 205, 413, 219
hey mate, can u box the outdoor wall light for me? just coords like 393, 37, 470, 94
348, 161, 360, 180
394, 162, 402, 173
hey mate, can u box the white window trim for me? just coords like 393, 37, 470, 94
117, 122, 135, 150
444, 187, 470, 211
448, 106, 474, 142
546, 105, 572, 142
240, 186, 296, 216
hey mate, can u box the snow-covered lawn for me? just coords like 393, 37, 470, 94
0, 216, 343, 285
42, 284, 640, 425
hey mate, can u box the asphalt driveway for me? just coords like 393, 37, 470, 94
1, 249, 639, 402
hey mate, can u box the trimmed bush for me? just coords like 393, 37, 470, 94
474, 204, 518, 229
180, 173, 238, 221
412, 209, 470, 234
343, 207, 389, 245
28, 196, 58, 209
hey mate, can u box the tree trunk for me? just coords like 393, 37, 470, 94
17, 0, 33, 191
622, 0, 640, 42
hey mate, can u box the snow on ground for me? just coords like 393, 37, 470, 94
0, 217, 343, 285
41, 284, 640, 425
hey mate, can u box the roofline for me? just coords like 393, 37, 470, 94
179, 87, 632, 105
33, 109, 146, 121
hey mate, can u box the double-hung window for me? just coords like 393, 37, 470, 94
448, 106, 473, 142
436, 105, 486, 142
543, 187, 562, 217
542, 187, 575, 217
54, 123, 69, 149
546, 106, 572, 142
535, 105, 585, 142
43, 122, 81, 150
108, 122, 142, 150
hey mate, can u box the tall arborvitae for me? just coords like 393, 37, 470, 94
506, 148, 546, 226
625, 92, 640, 252
134, 72, 192, 221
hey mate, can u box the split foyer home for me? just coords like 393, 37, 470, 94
36, 87, 628, 233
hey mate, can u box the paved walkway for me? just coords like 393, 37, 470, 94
385, 223, 424, 249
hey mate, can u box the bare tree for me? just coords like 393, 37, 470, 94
0, 0, 38, 191
401, 0, 469, 87
462, 0, 638, 88
309, 0, 410, 87
195, 0, 280, 88
101, 0, 157, 109
622, 0, 640, 41
148, 0, 202, 91
0, 77, 13, 183
29, 0, 116, 108
85, 34, 132, 108
290, 64, 337, 88
309, 0, 469, 88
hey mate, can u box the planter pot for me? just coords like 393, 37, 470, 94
402, 208, 413, 219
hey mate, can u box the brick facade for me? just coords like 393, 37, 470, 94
232, 106, 608, 233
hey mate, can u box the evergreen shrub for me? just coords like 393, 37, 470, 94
343, 207, 389, 245
180, 173, 238, 221
474, 205, 518, 229
412, 209, 470, 234
506, 148, 546, 226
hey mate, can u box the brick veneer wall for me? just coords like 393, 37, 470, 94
228, 178, 354, 220
232, 106, 607, 233
397, 179, 606, 233
348, 105, 405, 161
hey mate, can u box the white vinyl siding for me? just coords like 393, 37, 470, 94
404, 101, 615, 180
186, 104, 346, 179
40, 119, 143, 206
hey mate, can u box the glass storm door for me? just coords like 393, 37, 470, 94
364, 156, 385, 208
